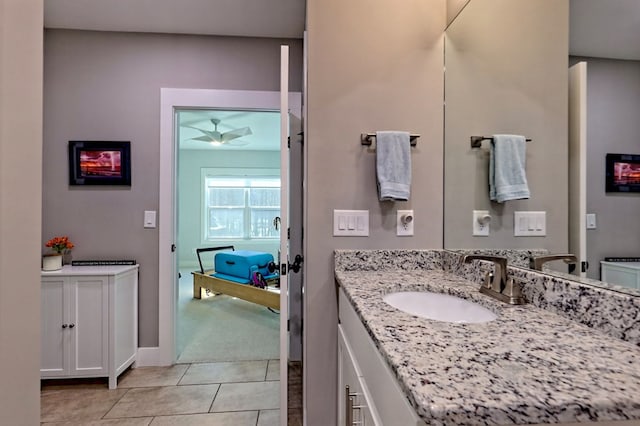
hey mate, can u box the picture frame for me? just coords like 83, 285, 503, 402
68, 141, 131, 186
605, 153, 640, 193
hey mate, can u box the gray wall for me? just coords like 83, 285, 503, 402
572, 57, 640, 279
0, 0, 43, 424
443, 0, 569, 253
306, 0, 445, 423
177, 149, 280, 268
43, 29, 302, 347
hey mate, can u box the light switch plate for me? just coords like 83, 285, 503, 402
586, 213, 597, 229
144, 210, 157, 228
514, 211, 546, 236
333, 210, 369, 236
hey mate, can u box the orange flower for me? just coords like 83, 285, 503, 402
45, 236, 75, 254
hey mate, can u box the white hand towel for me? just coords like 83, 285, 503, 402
489, 134, 530, 203
376, 131, 411, 201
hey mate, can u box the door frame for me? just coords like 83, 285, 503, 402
149, 88, 302, 367
568, 62, 587, 277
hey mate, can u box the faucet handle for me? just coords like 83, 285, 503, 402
502, 277, 526, 304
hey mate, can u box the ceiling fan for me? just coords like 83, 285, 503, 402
184, 118, 252, 146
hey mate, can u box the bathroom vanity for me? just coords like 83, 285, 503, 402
601, 261, 640, 291
335, 250, 640, 426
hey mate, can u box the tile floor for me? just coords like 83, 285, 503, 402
41, 359, 302, 425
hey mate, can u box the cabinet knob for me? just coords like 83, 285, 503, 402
69, 323, 75, 329
62, 324, 68, 329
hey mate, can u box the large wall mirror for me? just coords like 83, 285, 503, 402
443, 0, 640, 296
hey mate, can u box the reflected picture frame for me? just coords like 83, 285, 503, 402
605, 153, 640, 193
68, 141, 131, 186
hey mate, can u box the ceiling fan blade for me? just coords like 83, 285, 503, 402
221, 127, 252, 142
190, 135, 216, 142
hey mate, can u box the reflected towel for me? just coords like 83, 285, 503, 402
489, 134, 530, 202
376, 131, 411, 201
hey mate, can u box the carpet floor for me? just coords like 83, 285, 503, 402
177, 270, 280, 364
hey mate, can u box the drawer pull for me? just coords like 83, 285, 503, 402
345, 385, 353, 426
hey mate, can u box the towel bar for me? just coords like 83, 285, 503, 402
361, 133, 419, 147
471, 136, 531, 148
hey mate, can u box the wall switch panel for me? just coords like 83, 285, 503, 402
144, 210, 157, 228
397, 210, 414, 236
586, 213, 597, 229
514, 211, 546, 236
333, 210, 369, 236
472, 210, 490, 236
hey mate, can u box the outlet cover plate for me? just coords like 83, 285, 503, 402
473, 210, 490, 236
397, 210, 414, 236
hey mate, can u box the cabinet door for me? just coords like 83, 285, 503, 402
41, 278, 68, 376
69, 276, 109, 376
339, 325, 378, 426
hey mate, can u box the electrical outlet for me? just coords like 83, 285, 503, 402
473, 210, 490, 236
397, 210, 414, 236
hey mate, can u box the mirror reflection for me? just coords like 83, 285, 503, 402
443, 0, 640, 296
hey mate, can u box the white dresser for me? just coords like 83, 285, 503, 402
601, 261, 640, 290
41, 264, 138, 389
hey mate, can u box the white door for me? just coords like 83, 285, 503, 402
279, 45, 290, 426
568, 62, 587, 278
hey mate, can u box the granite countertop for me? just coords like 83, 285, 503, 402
335, 268, 640, 426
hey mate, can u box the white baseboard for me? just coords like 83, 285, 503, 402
135, 347, 172, 367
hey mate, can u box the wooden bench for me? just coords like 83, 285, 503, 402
192, 270, 280, 310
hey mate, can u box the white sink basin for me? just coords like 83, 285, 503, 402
383, 291, 497, 324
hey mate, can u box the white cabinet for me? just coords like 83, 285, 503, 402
338, 288, 426, 426
338, 326, 379, 426
601, 261, 640, 290
41, 265, 138, 389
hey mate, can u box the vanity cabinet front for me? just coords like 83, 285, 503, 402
41, 265, 138, 389
601, 261, 640, 290
338, 287, 426, 426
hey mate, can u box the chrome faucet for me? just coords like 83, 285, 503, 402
529, 254, 577, 271
463, 255, 526, 305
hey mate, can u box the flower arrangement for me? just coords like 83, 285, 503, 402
45, 236, 75, 254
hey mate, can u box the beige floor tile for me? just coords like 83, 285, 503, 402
257, 409, 279, 426
117, 365, 189, 388
211, 381, 279, 412
41, 388, 129, 423
179, 361, 268, 385
104, 385, 219, 418
42, 418, 153, 426
149, 411, 258, 425
265, 359, 279, 381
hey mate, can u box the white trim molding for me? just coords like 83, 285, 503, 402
158, 88, 301, 366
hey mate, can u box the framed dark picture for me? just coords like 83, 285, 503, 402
68, 141, 131, 186
605, 153, 640, 193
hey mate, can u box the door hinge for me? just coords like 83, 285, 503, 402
581, 261, 589, 273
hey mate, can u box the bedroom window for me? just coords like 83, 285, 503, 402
203, 173, 280, 241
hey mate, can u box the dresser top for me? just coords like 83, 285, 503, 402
41, 264, 139, 276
